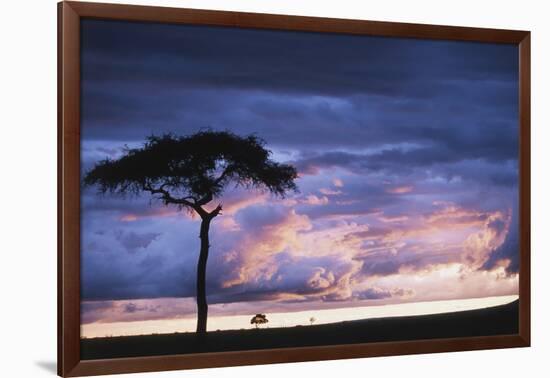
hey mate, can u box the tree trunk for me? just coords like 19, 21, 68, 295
196, 217, 211, 334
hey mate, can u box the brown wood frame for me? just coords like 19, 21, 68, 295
58, 1, 531, 376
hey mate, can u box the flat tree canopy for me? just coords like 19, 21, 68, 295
84, 131, 298, 211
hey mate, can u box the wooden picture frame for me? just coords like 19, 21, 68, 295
58, 1, 530, 376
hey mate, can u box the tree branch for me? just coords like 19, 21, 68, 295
143, 183, 197, 209
214, 165, 234, 186
194, 166, 234, 207
210, 203, 223, 218
196, 192, 213, 207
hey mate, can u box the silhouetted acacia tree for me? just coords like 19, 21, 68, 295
84, 131, 298, 334
250, 314, 269, 329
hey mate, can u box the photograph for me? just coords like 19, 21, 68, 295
78, 17, 521, 360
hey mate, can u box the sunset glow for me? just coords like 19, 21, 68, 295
82, 295, 518, 338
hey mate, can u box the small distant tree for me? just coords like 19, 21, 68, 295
84, 131, 298, 334
309, 316, 316, 326
251, 314, 269, 329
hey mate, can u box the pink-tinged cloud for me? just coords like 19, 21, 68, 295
220, 207, 373, 302
426, 203, 488, 225
461, 210, 511, 270
378, 215, 410, 223
386, 185, 413, 194
319, 188, 343, 195
81, 297, 198, 324
302, 195, 329, 206
333, 178, 344, 187
211, 199, 516, 306
218, 216, 241, 232
118, 207, 192, 222
221, 208, 313, 289
361, 263, 518, 304
206, 190, 268, 215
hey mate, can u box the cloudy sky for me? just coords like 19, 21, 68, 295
80, 19, 519, 332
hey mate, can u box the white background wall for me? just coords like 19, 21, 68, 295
1, 0, 548, 376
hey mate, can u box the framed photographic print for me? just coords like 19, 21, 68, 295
58, 1, 530, 376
